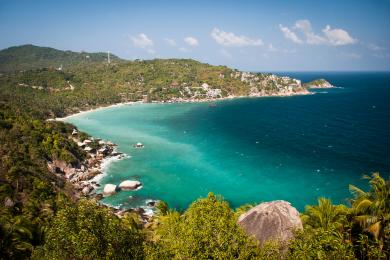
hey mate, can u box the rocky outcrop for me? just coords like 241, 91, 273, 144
303, 79, 334, 89
119, 180, 142, 191
82, 185, 93, 196
46, 136, 125, 200
103, 184, 117, 196
237, 200, 302, 245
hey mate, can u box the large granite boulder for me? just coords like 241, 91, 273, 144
119, 180, 142, 191
103, 184, 117, 196
238, 200, 302, 245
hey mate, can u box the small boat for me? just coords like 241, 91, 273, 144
133, 142, 144, 148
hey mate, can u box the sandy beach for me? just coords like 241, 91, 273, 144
54, 89, 313, 121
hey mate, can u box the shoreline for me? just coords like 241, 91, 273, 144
55, 89, 313, 121
52, 89, 314, 219
54, 101, 145, 121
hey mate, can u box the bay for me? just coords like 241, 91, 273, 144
65, 72, 390, 211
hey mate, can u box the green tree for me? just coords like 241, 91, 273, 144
349, 172, 389, 255
288, 227, 355, 259
155, 200, 169, 216
146, 193, 266, 259
32, 199, 144, 259
0, 214, 33, 259
301, 197, 349, 230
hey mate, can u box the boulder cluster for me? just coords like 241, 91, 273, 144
103, 180, 142, 196
47, 135, 124, 199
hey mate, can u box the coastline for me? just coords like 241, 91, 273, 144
55, 89, 313, 121
52, 88, 314, 219
54, 101, 144, 121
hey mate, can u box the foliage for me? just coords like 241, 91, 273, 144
288, 227, 355, 259
32, 199, 144, 259
0, 44, 122, 72
146, 193, 267, 259
235, 203, 256, 217
301, 197, 349, 230
0, 214, 34, 259
155, 200, 169, 216
0, 111, 86, 258
0, 45, 307, 119
302, 78, 331, 88
297, 173, 390, 259
349, 173, 390, 257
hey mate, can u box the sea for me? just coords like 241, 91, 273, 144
64, 72, 390, 212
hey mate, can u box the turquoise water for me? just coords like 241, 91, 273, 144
65, 72, 390, 211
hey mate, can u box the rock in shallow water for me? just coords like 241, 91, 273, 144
118, 180, 142, 191
103, 184, 117, 196
237, 200, 302, 245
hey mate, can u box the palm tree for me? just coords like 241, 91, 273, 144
0, 215, 33, 259
301, 197, 349, 230
349, 172, 389, 251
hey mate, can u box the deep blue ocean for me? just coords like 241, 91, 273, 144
65, 72, 390, 212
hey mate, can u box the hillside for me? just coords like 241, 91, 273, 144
0, 45, 311, 118
0, 44, 123, 72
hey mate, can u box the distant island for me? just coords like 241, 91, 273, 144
303, 78, 334, 89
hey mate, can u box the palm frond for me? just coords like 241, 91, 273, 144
349, 184, 367, 199
366, 221, 381, 239
354, 198, 373, 213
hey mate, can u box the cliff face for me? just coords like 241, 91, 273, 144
238, 200, 303, 245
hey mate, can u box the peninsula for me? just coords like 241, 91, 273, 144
1, 45, 325, 119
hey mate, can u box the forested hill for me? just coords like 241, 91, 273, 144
0, 45, 312, 119
0, 44, 123, 72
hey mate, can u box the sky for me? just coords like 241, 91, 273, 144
0, 0, 389, 71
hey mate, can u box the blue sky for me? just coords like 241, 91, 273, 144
0, 0, 389, 71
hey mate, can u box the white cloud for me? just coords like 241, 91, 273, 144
294, 19, 312, 32
279, 24, 303, 44
131, 33, 154, 48
184, 36, 199, 46
293, 20, 326, 45
322, 25, 357, 46
211, 28, 263, 47
280, 20, 356, 46
178, 47, 188, 52
306, 32, 327, 45
164, 38, 177, 47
